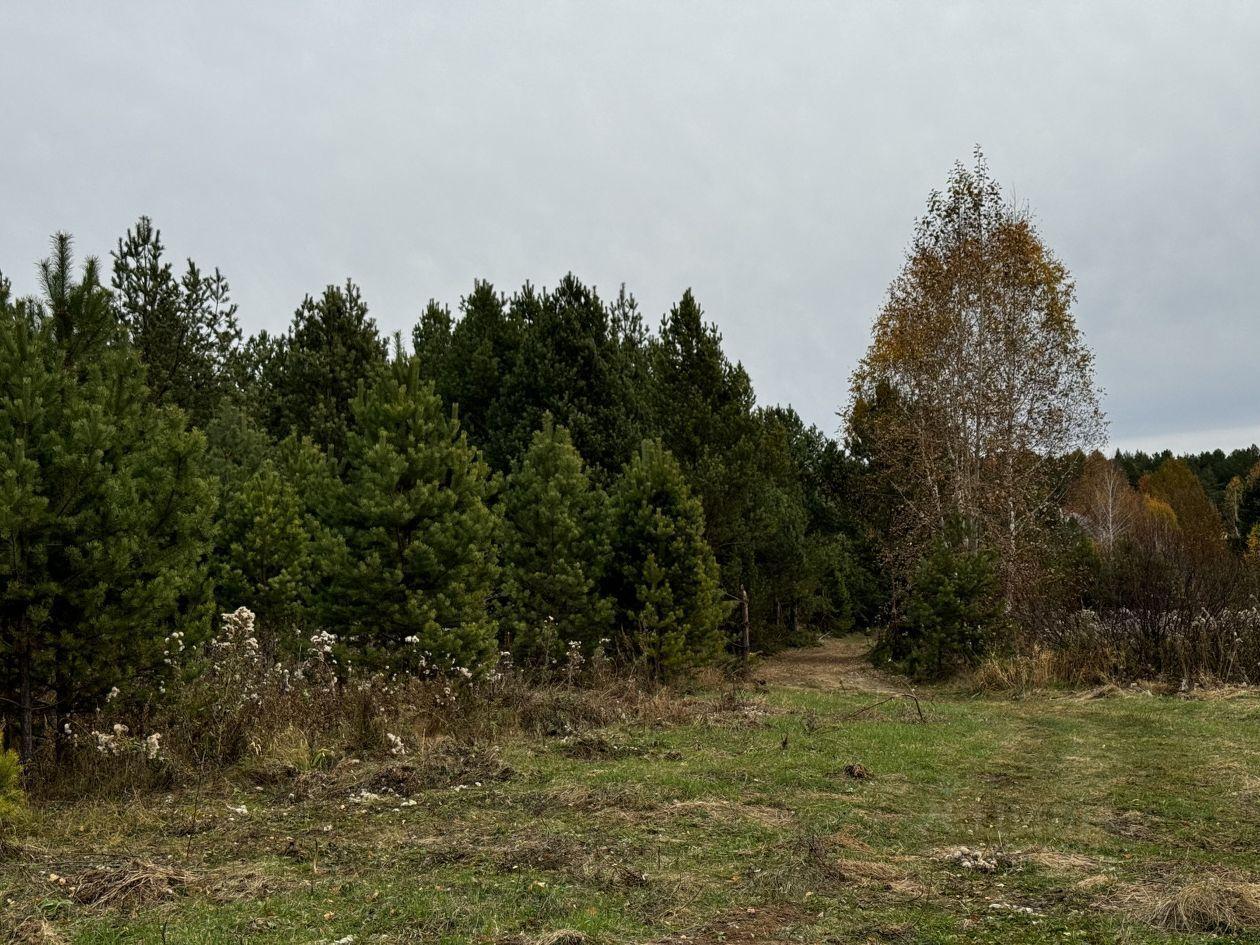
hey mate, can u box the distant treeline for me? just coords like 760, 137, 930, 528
1116, 446, 1260, 510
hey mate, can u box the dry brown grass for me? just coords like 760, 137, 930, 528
495, 931, 588, 945
661, 798, 795, 829
530, 932, 589, 945
1074, 873, 1116, 892
65, 858, 192, 910
833, 856, 902, 884
651, 903, 815, 944
6, 915, 67, 945
1021, 849, 1102, 873
1121, 879, 1260, 933
966, 644, 1117, 694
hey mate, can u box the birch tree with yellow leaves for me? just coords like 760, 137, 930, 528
850, 151, 1105, 608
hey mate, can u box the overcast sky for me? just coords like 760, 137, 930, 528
2, 3, 1257, 452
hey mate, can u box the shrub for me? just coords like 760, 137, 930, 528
0, 746, 23, 822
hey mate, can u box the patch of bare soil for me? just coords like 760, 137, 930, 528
756, 635, 907, 695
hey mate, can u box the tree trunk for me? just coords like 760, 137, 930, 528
739, 585, 750, 665
19, 638, 34, 762
54, 656, 67, 763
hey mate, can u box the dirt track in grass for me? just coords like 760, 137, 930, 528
755, 634, 908, 695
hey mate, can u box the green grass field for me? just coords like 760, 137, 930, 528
5, 639, 1260, 944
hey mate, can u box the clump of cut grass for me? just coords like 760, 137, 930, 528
557, 733, 643, 760
747, 831, 907, 898
1021, 849, 1102, 873
8, 913, 68, 945
1125, 879, 1260, 933
65, 858, 192, 910
285, 740, 515, 802
833, 856, 902, 884
497, 932, 589, 945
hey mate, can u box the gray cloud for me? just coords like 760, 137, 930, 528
2, 2, 1257, 450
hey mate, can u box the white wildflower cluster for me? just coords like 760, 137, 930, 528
87, 723, 164, 760
202, 607, 277, 708
557, 638, 588, 684
310, 628, 338, 657
200, 608, 331, 707
216, 607, 260, 653
162, 629, 187, 665
385, 733, 407, 756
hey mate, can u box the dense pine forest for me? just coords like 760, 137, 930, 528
1, 216, 879, 764
4, 154, 1260, 788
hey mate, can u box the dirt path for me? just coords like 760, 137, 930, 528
755, 634, 910, 695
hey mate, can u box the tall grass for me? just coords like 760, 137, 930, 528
26, 608, 723, 801
972, 606, 1260, 691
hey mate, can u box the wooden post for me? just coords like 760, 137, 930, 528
739, 584, 750, 665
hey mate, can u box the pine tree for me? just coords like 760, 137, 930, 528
0, 236, 214, 758
605, 440, 726, 675
257, 280, 388, 458
499, 417, 613, 662
649, 290, 760, 571
328, 356, 498, 671
437, 281, 523, 467
492, 276, 649, 474
215, 436, 341, 632
650, 290, 755, 473
890, 525, 1006, 679
203, 401, 274, 485
111, 216, 242, 424
651, 290, 823, 645
412, 299, 453, 386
